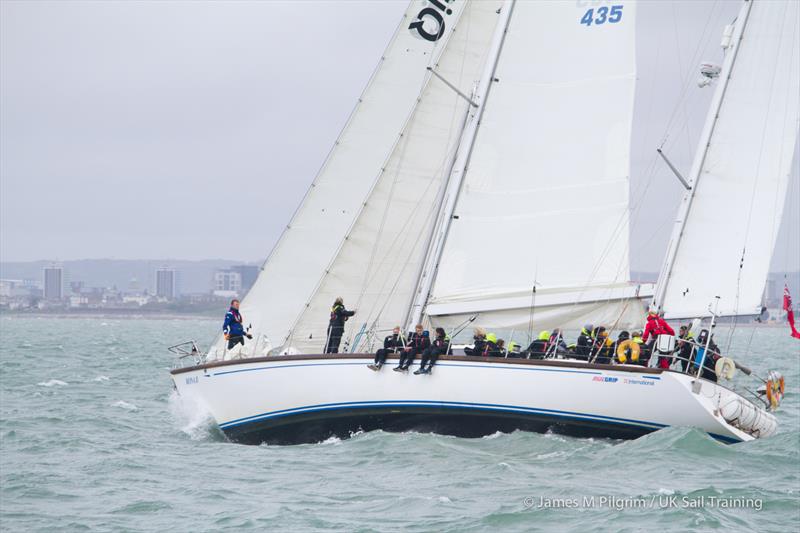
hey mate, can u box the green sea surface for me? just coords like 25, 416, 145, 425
1, 317, 798, 532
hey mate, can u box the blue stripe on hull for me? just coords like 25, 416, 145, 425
217, 401, 743, 445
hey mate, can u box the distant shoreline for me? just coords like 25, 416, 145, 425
0, 310, 218, 320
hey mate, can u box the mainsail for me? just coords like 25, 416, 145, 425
424, 0, 644, 332
655, 0, 800, 319
211, 0, 495, 356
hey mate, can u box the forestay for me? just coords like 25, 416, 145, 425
284, 0, 505, 353
208, 0, 484, 358
659, 0, 800, 319
426, 0, 642, 331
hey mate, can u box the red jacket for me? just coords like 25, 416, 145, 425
642, 316, 675, 343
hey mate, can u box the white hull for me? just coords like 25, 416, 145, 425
171, 355, 775, 445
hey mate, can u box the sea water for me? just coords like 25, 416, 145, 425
1, 317, 798, 532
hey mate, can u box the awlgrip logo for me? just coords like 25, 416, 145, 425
409, 0, 454, 42
592, 376, 618, 383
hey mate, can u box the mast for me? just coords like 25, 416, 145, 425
652, 0, 753, 313
406, 0, 516, 330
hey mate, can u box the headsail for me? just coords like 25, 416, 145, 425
281, 0, 505, 353
656, 0, 800, 319
425, 0, 644, 332
210, 0, 488, 357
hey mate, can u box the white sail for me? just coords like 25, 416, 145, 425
658, 0, 800, 319
285, 0, 505, 353
211, 0, 484, 357
426, 0, 643, 331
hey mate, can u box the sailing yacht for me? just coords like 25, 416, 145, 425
171, 0, 798, 445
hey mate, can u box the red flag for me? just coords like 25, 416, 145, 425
784, 285, 800, 340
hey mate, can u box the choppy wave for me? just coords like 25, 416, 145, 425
111, 400, 138, 411
1, 318, 798, 532
37, 379, 67, 387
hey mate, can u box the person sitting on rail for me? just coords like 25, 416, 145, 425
506, 341, 521, 357
525, 330, 550, 359
610, 331, 629, 364
496, 338, 506, 356
548, 329, 568, 356
369, 326, 404, 371
574, 323, 594, 360
464, 327, 487, 356
394, 324, 429, 372
484, 333, 502, 357
415, 327, 451, 375
591, 327, 613, 364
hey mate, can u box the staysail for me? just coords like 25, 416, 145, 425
284, 0, 505, 353
424, 0, 645, 332
656, 0, 800, 319
210, 0, 491, 357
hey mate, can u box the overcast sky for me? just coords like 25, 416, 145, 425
1, 0, 798, 273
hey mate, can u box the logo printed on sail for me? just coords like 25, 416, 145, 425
409, 0, 454, 42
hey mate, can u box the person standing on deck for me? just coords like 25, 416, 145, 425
675, 325, 695, 372
642, 311, 675, 368
325, 297, 356, 354
223, 299, 251, 350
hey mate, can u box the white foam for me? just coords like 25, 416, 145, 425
93, 375, 110, 382
112, 400, 138, 411
37, 379, 67, 387
437, 496, 452, 503
168, 390, 216, 440
482, 431, 505, 440
658, 488, 675, 495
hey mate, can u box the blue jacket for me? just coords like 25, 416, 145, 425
223, 307, 245, 337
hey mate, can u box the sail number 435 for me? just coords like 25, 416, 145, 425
580, 5, 624, 26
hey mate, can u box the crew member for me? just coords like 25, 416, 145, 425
496, 339, 507, 356
394, 324, 429, 371
675, 325, 694, 372
223, 299, 251, 350
548, 329, 568, 356
484, 333, 501, 357
464, 328, 487, 356
369, 326, 404, 371
525, 330, 551, 359
693, 329, 721, 382
642, 311, 675, 344
325, 297, 355, 354
415, 327, 450, 374
575, 323, 594, 360
631, 329, 649, 366
591, 327, 613, 364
